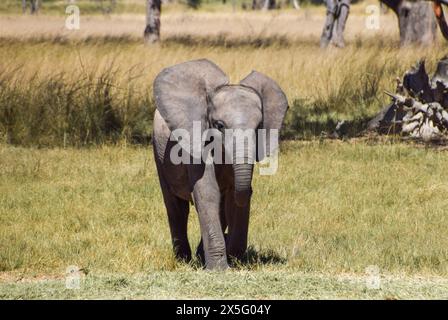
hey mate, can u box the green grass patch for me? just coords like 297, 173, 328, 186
0, 141, 447, 277
1, 271, 447, 299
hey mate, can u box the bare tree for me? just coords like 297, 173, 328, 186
383, 0, 437, 46
144, 0, 161, 44
293, 0, 300, 9
30, 0, 39, 14
320, 0, 350, 48
252, 0, 276, 9
22, 0, 40, 14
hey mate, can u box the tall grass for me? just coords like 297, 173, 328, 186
1, 37, 446, 145
0, 59, 153, 146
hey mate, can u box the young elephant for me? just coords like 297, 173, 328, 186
153, 59, 288, 270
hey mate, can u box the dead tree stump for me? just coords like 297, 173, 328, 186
368, 56, 448, 142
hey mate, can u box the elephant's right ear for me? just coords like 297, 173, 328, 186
154, 59, 229, 146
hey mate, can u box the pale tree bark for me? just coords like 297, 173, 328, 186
144, 0, 161, 44
23, 0, 40, 14
293, 0, 300, 9
252, 0, 276, 9
30, 0, 39, 14
320, 0, 351, 48
396, 1, 437, 45
262, 0, 276, 9
377, 0, 440, 45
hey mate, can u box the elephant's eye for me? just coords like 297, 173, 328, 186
213, 121, 226, 132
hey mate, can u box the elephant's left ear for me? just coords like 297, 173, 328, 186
240, 71, 288, 131
240, 71, 289, 159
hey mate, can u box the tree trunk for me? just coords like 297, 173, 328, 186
320, 0, 351, 48
22, 0, 27, 14
397, 1, 437, 45
30, 0, 39, 14
293, 0, 300, 9
320, 0, 442, 48
252, 0, 275, 9
144, 0, 161, 44
262, 0, 276, 9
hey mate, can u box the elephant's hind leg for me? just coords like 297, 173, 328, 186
156, 165, 192, 262
165, 193, 191, 262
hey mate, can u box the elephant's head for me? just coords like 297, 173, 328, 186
154, 59, 288, 207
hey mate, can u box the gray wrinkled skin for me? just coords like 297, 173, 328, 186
152, 59, 288, 270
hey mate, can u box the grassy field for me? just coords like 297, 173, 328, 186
2, 20, 448, 145
2, 271, 448, 299
2, 6, 448, 147
1, 3, 448, 299
1, 141, 447, 298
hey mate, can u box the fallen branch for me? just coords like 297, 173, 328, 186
368, 56, 448, 142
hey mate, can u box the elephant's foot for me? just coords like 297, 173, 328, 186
205, 241, 229, 270
199, 244, 229, 271
195, 239, 205, 266
206, 256, 229, 271
196, 234, 230, 269
173, 242, 192, 263
227, 247, 247, 266
195, 238, 247, 268
195, 240, 229, 270
226, 235, 248, 266
174, 251, 192, 263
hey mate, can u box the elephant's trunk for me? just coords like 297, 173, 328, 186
233, 139, 254, 207
233, 162, 254, 207
228, 132, 256, 207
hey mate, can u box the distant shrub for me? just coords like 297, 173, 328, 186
187, 0, 202, 9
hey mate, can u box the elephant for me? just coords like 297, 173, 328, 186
152, 59, 288, 270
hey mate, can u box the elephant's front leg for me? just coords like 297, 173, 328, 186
189, 163, 228, 270
225, 191, 250, 261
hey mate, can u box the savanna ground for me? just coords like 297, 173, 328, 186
0, 0, 448, 299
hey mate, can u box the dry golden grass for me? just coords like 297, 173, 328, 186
1, 36, 446, 99
2, 26, 448, 145
0, 8, 399, 42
